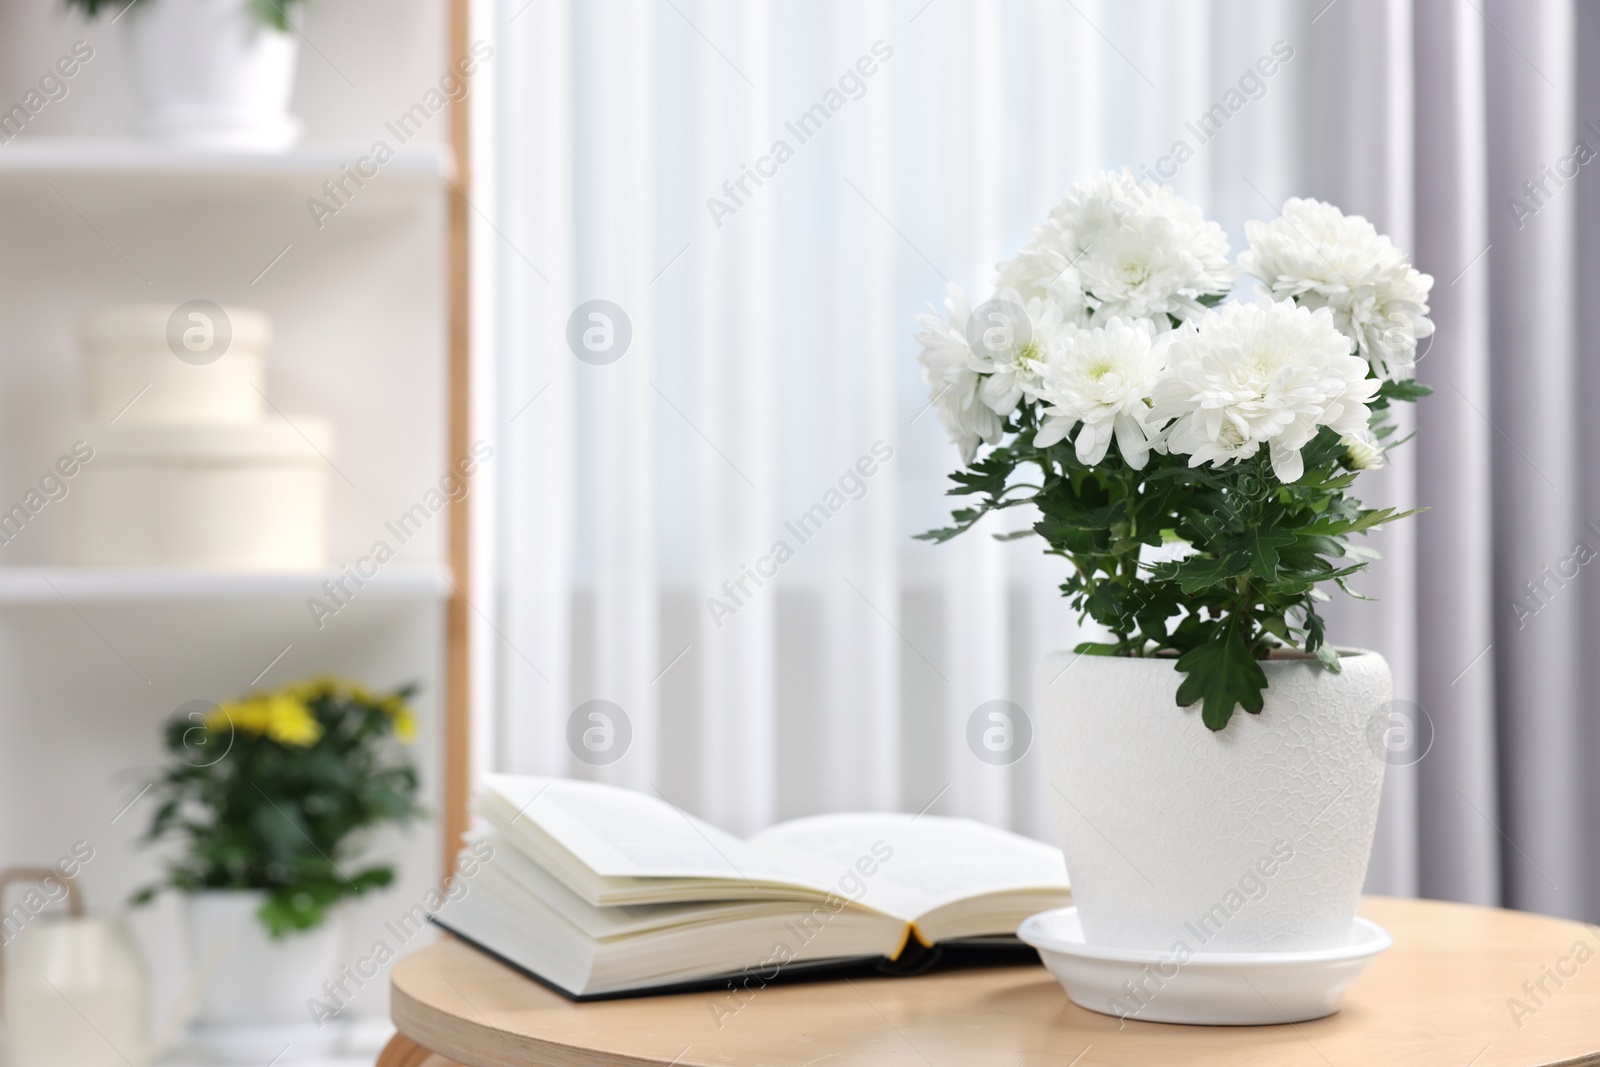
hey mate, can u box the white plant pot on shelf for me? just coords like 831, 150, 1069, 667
1037, 649, 1390, 954
185, 890, 346, 1061
125, 0, 302, 150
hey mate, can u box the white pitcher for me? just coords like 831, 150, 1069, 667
2, 867, 150, 1067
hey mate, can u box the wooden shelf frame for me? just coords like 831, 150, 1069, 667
444, 0, 474, 885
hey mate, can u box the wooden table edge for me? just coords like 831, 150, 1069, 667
393, 976, 686, 1067
390, 896, 1600, 1067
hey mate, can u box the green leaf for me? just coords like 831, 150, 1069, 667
1315, 644, 1343, 672
913, 525, 965, 544
1304, 608, 1328, 653
1072, 641, 1123, 656
1333, 576, 1374, 601
1346, 506, 1425, 536
1378, 379, 1433, 403
1236, 527, 1296, 581
1163, 554, 1240, 594
1174, 626, 1268, 731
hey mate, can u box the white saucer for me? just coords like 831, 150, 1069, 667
1018, 906, 1391, 1026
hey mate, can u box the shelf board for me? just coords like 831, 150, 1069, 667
0, 563, 452, 605
0, 137, 454, 199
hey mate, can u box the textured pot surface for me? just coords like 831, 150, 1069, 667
1038, 649, 1390, 953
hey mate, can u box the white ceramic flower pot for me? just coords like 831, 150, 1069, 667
1038, 649, 1390, 954
125, 0, 302, 150
185, 890, 346, 1060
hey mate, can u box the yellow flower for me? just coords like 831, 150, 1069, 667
392, 709, 418, 743
284, 676, 379, 707
203, 703, 240, 733
263, 695, 323, 746
283, 675, 338, 703
205, 694, 322, 747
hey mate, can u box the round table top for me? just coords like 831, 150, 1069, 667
390, 896, 1600, 1067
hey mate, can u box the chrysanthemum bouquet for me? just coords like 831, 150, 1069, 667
134, 678, 423, 935
918, 172, 1434, 730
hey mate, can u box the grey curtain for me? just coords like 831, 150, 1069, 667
1309, 0, 1597, 923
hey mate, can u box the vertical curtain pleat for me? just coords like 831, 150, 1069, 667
819, 0, 902, 814
1412, 0, 1500, 906
578, 0, 660, 790
1204, 1, 1296, 230
1577, 0, 1600, 925
1170, 0, 1213, 207
1485, 0, 1583, 914
498, 0, 573, 776
695, 0, 778, 833
939, 0, 1013, 828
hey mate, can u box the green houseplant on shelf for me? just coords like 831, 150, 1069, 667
134, 677, 421, 1055
65, 0, 305, 149
915, 171, 1434, 990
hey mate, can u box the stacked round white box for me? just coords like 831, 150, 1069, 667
67, 305, 331, 568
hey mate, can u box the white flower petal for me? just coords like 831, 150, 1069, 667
1240, 198, 1434, 380
1149, 299, 1378, 482
996, 170, 1233, 334
1270, 439, 1305, 483
1113, 413, 1152, 470
915, 283, 1003, 462
1034, 413, 1075, 449
1035, 316, 1163, 469
1074, 421, 1111, 465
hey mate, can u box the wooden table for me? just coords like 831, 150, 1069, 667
381, 897, 1600, 1067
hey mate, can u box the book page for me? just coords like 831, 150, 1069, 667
749, 813, 1069, 920
481, 775, 839, 891
476, 835, 849, 941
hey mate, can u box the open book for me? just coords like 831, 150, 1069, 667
431, 775, 1071, 999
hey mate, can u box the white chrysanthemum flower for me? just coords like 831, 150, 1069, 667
1035, 317, 1164, 469
996, 170, 1234, 329
971, 290, 1075, 417
1239, 197, 1435, 380
1148, 300, 1380, 483
916, 284, 1002, 463
1341, 435, 1385, 470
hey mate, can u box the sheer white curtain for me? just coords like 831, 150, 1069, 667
480, 0, 1300, 836
475, 0, 1600, 923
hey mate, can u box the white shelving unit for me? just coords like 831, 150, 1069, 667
0, 563, 451, 604
0, 5, 458, 1065
0, 138, 454, 182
